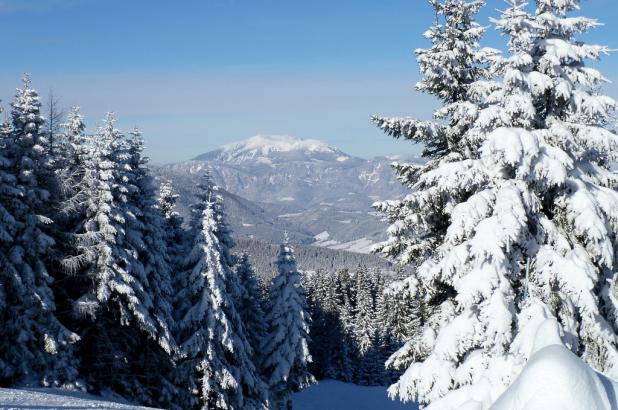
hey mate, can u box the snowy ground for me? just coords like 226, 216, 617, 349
0, 387, 158, 409
0, 382, 414, 410
293, 380, 417, 410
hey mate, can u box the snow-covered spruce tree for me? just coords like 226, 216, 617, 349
372, 1, 497, 379
334, 268, 357, 382
124, 128, 179, 407
56, 107, 87, 186
380, 276, 427, 377
50, 107, 89, 327
0, 77, 79, 387
62, 113, 164, 401
375, 0, 618, 407
352, 265, 377, 357
262, 241, 315, 409
235, 253, 268, 371
174, 173, 268, 410
351, 265, 390, 385
158, 180, 186, 270
372, 0, 495, 165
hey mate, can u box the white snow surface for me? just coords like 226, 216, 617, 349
490, 345, 618, 410
330, 237, 375, 254
314, 231, 330, 241
293, 380, 417, 410
0, 387, 159, 409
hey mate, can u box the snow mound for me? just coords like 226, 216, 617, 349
293, 380, 416, 410
490, 321, 618, 410
0, 387, 158, 409
491, 344, 617, 410
433, 319, 618, 410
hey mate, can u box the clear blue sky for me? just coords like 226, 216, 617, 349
1, 0, 617, 163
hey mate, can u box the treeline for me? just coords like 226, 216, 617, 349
235, 238, 398, 281
0, 77, 314, 410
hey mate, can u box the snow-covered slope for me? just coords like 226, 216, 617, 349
293, 380, 416, 410
157, 135, 418, 251
0, 387, 159, 409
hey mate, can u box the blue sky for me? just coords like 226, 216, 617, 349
1, 0, 617, 163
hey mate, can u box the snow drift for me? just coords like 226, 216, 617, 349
441, 319, 618, 410
490, 344, 618, 410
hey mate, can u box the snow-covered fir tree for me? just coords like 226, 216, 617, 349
262, 241, 315, 409
352, 265, 377, 357
333, 269, 357, 382
375, 0, 618, 407
124, 128, 179, 406
158, 181, 186, 270
234, 253, 268, 371
56, 107, 87, 188
0, 77, 79, 387
380, 275, 427, 377
62, 113, 165, 401
372, 0, 495, 165
174, 173, 268, 410
350, 266, 394, 386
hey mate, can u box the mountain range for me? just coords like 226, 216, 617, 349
156, 135, 418, 253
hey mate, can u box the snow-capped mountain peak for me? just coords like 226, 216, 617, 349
194, 135, 349, 164
222, 135, 336, 155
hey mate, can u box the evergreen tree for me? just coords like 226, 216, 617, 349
174, 173, 267, 410
372, 0, 495, 265
56, 107, 87, 189
158, 181, 186, 271
351, 265, 388, 385
375, 0, 618, 406
0, 77, 79, 387
262, 241, 315, 409
335, 268, 357, 382
125, 128, 179, 406
380, 276, 427, 380
372, 0, 495, 166
234, 254, 268, 371
352, 265, 377, 357
42, 90, 64, 156
63, 113, 161, 401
